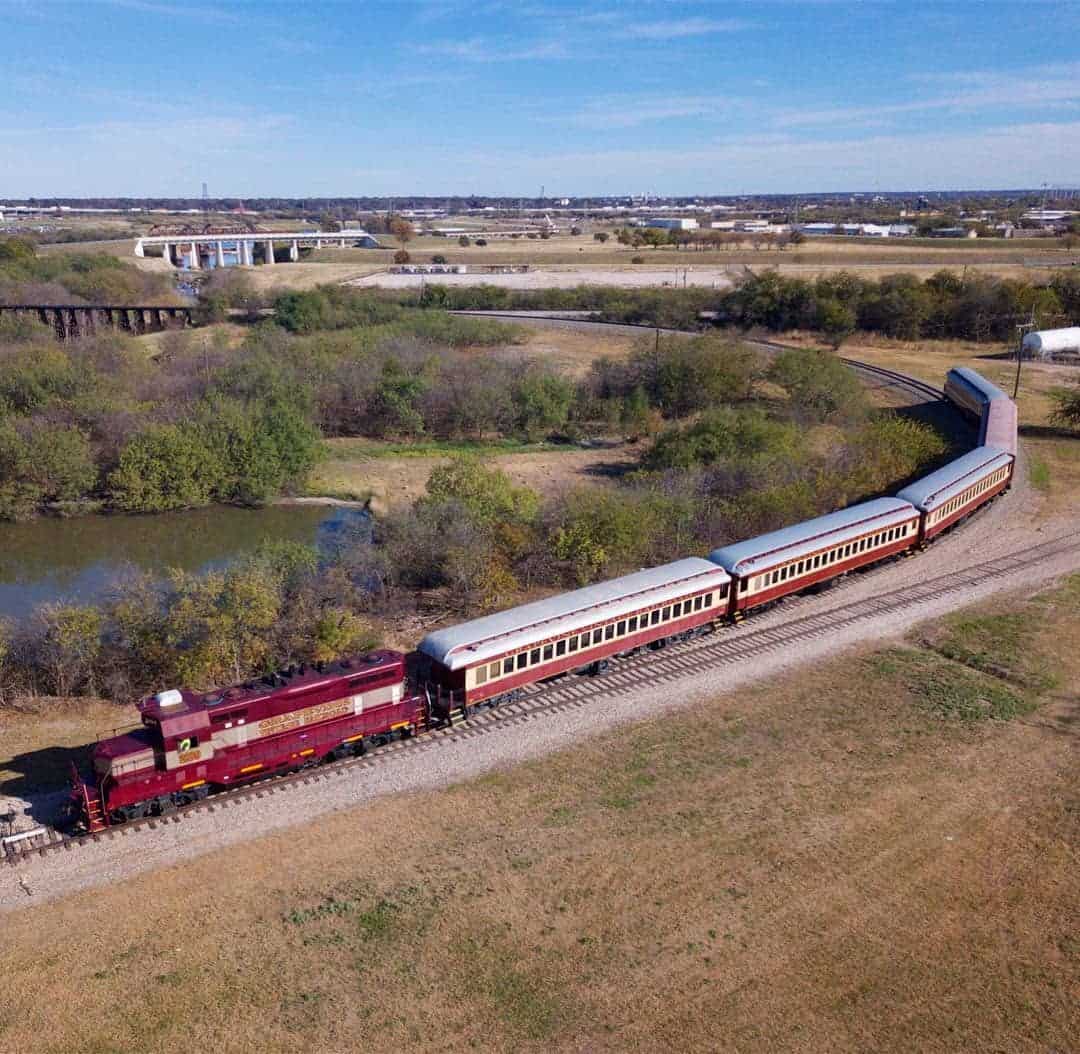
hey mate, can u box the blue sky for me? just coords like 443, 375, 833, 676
3, 0, 1080, 196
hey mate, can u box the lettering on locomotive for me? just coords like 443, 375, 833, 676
257, 696, 354, 738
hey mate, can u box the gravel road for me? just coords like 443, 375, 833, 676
349, 268, 736, 290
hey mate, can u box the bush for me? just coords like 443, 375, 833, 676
631, 255, 645, 264
108, 424, 222, 512
421, 457, 538, 525
1050, 376, 1080, 430
431, 254, 447, 264
393, 249, 411, 264
768, 348, 867, 424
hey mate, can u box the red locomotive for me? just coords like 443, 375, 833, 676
70, 652, 424, 831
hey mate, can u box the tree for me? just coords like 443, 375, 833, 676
458, 235, 471, 247
422, 457, 539, 526
0, 237, 36, 263
511, 370, 575, 439
389, 217, 415, 246
768, 349, 867, 424
593, 232, 610, 244
816, 297, 857, 348
393, 249, 411, 265
1050, 376, 1080, 430
34, 602, 103, 696
108, 424, 222, 512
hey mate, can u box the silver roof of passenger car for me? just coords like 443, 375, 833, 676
417, 558, 731, 670
896, 446, 1013, 511
707, 497, 917, 576
946, 367, 1009, 403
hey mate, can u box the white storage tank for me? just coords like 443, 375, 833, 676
1022, 327, 1080, 359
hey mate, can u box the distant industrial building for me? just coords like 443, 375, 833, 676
796, 222, 914, 238
644, 217, 699, 231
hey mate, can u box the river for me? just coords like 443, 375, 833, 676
0, 504, 369, 621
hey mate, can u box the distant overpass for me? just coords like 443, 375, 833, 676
0, 303, 192, 341
133, 230, 380, 268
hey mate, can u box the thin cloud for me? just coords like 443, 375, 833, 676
777, 62, 1080, 128
99, 0, 242, 25
416, 36, 571, 61
562, 93, 745, 129
618, 17, 755, 40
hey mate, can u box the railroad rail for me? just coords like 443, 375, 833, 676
7, 528, 1076, 870
447, 311, 946, 406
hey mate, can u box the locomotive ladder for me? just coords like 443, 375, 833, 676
70, 763, 108, 833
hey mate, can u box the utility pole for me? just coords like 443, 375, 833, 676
1014, 315, 1036, 400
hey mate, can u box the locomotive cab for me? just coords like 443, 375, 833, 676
140, 693, 215, 771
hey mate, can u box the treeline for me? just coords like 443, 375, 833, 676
0, 321, 319, 519
412, 268, 1080, 344
0, 282, 558, 518
0, 349, 951, 703
0, 541, 376, 701
0, 238, 175, 306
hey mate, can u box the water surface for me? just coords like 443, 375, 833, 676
0, 504, 367, 620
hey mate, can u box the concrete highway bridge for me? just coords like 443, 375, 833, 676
0, 303, 193, 341
133, 230, 379, 268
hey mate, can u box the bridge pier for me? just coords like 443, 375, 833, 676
264, 239, 275, 265
215, 241, 225, 268
188, 242, 201, 270
289, 239, 299, 262
161, 242, 172, 266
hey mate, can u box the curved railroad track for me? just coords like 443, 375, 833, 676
7, 527, 1077, 870
449, 311, 946, 405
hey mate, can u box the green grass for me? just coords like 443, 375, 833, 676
323, 437, 561, 460
869, 648, 1034, 722
1029, 456, 1052, 492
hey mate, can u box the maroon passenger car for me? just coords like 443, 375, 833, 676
70, 651, 423, 830
415, 558, 732, 709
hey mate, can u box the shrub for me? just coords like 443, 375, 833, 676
422, 457, 539, 526
108, 424, 222, 512
393, 249, 411, 264
631, 255, 645, 264
768, 348, 868, 424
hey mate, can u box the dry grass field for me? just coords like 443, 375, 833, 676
34, 219, 1077, 288
1, 578, 1078, 1054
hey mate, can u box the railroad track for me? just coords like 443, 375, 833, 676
449, 312, 945, 406
8, 528, 1077, 871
